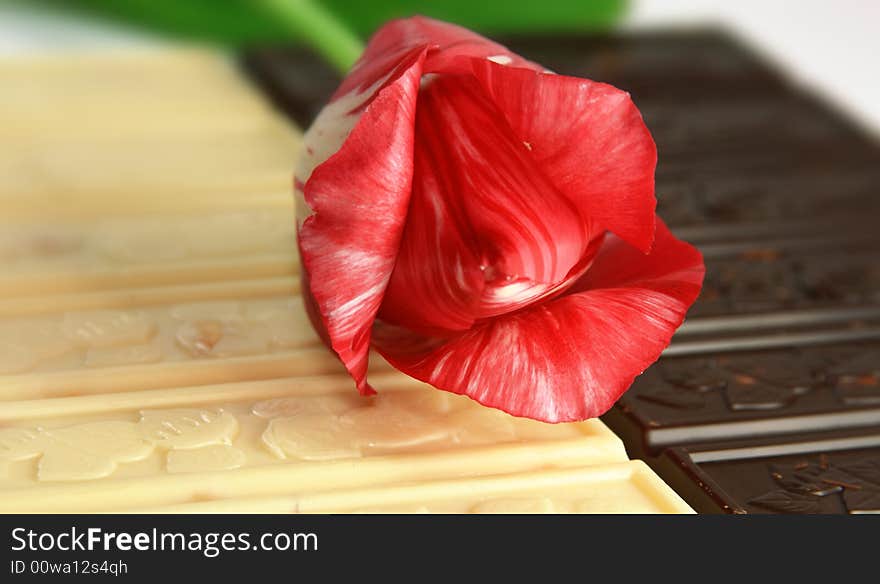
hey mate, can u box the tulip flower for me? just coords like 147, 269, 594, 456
296, 16, 705, 422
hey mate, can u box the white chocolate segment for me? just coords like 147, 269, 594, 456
0, 211, 299, 298
0, 347, 357, 403
124, 463, 694, 514
0, 278, 299, 319
0, 379, 628, 512
0, 294, 334, 396
0, 50, 301, 220
0, 180, 295, 221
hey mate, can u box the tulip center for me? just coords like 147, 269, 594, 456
475, 234, 603, 320
478, 272, 551, 318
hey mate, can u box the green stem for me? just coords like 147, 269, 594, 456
259, 0, 365, 73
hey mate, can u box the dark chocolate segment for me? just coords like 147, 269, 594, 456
603, 343, 880, 457
829, 352, 880, 406
642, 96, 871, 154
659, 170, 880, 235
659, 434, 880, 514
688, 249, 880, 318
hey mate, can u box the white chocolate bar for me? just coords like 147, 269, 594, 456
127, 462, 694, 514
0, 49, 693, 514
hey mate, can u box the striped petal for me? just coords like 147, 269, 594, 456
378, 74, 598, 335
468, 58, 658, 252
336, 16, 542, 99
374, 220, 704, 422
297, 51, 426, 394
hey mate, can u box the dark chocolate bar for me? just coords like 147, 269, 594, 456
241, 30, 880, 513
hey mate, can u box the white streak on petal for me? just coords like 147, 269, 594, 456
488, 55, 513, 65
295, 71, 396, 227
328, 282, 387, 330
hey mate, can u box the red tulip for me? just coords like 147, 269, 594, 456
295, 16, 705, 422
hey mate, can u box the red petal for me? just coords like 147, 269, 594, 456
298, 51, 427, 394
378, 74, 597, 335
296, 18, 536, 392
468, 59, 658, 252
374, 220, 704, 422
299, 16, 669, 409
337, 16, 542, 99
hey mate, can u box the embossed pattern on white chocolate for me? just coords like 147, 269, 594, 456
0, 422, 152, 482
0, 407, 239, 481
166, 445, 246, 474
63, 310, 156, 348
0, 383, 618, 501
138, 409, 238, 450
0, 319, 77, 374
0, 296, 321, 377
260, 391, 463, 460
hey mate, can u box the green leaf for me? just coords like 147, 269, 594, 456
324, 0, 627, 36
